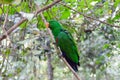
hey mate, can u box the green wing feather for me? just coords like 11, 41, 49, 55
57, 30, 79, 63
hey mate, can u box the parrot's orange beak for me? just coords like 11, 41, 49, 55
45, 22, 49, 28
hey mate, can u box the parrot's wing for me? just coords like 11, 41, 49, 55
56, 29, 79, 63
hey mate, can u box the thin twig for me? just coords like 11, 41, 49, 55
34, 0, 62, 16
84, 0, 88, 7
0, 7, 11, 75
2, 7, 12, 45
60, 3, 120, 28
0, 18, 27, 41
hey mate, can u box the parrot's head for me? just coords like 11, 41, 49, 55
46, 20, 62, 31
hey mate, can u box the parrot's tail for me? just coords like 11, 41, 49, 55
62, 52, 79, 72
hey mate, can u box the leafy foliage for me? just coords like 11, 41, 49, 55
0, 0, 120, 80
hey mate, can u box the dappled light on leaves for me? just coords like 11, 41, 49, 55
0, 0, 120, 80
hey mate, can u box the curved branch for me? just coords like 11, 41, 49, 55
41, 12, 81, 80
36, 3, 81, 79
60, 3, 120, 28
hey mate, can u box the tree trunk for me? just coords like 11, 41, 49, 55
47, 53, 53, 80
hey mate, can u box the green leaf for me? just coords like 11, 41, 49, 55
9, 6, 17, 14
8, 73, 13, 77
0, 8, 2, 15
118, 43, 120, 48
0, 0, 14, 4
114, 0, 120, 7
21, 49, 27, 56
3, 48, 11, 56
106, 53, 112, 57
3, 5, 17, 15
16, 68, 22, 73
18, 2, 31, 13
102, 44, 110, 49
96, 56, 105, 65
60, 9, 70, 19
107, 18, 114, 24
112, 13, 120, 21
37, 15, 45, 30
19, 21, 28, 29
6, 48, 11, 55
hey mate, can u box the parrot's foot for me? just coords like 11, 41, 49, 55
53, 42, 56, 45
58, 53, 63, 58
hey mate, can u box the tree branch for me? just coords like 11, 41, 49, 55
0, 18, 27, 41
60, 3, 120, 28
47, 53, 53, 80
0, 0, 62, 41
2, 9, 11, 42
35, 0, 62, 16
34, 2, 81, 79
39, 8, 81, 80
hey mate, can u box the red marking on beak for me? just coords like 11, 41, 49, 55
45, 22, 49, 28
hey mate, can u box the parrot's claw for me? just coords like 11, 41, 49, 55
53, 42, 56, 45
58, 53, 63, 58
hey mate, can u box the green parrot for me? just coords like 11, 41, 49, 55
47, 20, 80, 72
